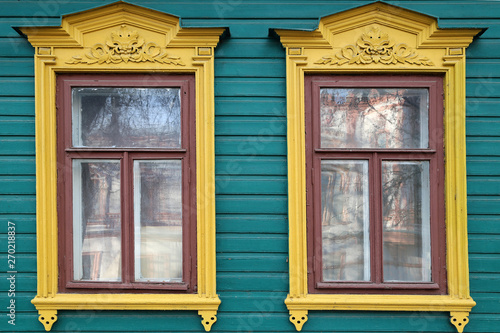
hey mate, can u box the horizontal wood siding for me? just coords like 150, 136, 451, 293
0, 1, 498, 332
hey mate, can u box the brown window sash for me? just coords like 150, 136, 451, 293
56, 74, 197, 293
305, 75, 446, 295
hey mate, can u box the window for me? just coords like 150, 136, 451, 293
20, 3, 224, 331
306, 75, 445, 294
274, 2, 481, 332
57, 74, 196, 293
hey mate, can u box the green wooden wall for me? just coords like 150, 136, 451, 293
0, 0, 499, 332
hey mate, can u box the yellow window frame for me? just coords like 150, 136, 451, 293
274, 3, 482, 332
18, 2, 224, 331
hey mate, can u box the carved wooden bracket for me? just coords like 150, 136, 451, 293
199, 310, 217, 331
289, 310, 308, 331
38, 310, 57, 331
450, 312, 470, 333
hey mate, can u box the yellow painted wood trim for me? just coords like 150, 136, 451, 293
20, 2, 225, 331
275, 2, 481, 332
32, 294, 221, 310
285, 294, 475, 312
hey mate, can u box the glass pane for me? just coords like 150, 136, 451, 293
72, 160, 121, 282
382, 161, 431, 282
134, 160, 183, 282
320, 88, 428, 149
321, 160, 370, 281
72, 87, 181, 148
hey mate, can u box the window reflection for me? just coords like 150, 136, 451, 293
321, 160, 370, 281
73, 160, 121, 282
72, 87, 181, 148
320, 88, 428, 149
382, 161, 431, 282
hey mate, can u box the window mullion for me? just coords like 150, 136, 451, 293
372, 152, 383, 285
122, 151, 132, 284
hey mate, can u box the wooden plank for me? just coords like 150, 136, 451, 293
217, 272, 287, 291
216, 116, 285, 136
467, 98, 500, 117
2, 1, 500, 19
467, 138, 500, 156
216, 214, 287, 234
467, 118, 500, 137
0, 195, 35, 214
0, 137, 35, 155
0, 273, 36, 292
469, 234, 500, 253
470, 292, 500, 314
0, 77, 34, 97
0, 58, 33, 76
218, 292, 288, 313
468, 157, 500, 176
0, 176, 35, 194
215, 59, 285, 77
215, 78, 285, 97
215, 97, 286, 117
466, 78, 500, 98
215, 156, 286, 176
216, 194, 287, 214
0, 234, 36, 253
0, 156, 35, 175
306, 312, 451, 332
467, 61, 500, 78
468, 196, 500, 214
468, 216, 500, 234
216, 234, 288, 253
3, 312, 207, 332
0, 215, 35, 234
468, 176, 500, 195
183, 18, 317, 38
217, 253, 288, 272
439, 19, 499, 39
215, 38, 284, 58
0, 97, 35, 116
216, 175, 286, 195
0, 39, 34, 57
0, 293, 35, 312
215, 136, 286, 156
469, 254, 500, 272
467, 40, 500, 59
0, 254, 36, 272
470, 273, 500, 292
466, 314, 500, 333
0, 116, 34, 136
8, 312, 496, 333
0, 18, 61, 37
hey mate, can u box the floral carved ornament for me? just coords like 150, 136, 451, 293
67, 25, 185, 65
315, 27, 434, 66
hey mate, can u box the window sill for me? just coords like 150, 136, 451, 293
32, 294, 221, 331
285, 294, 475, 331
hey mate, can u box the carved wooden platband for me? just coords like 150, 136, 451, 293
315, 27, 433, 66
67, 25, 185, 65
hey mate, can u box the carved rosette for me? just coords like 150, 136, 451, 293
315, 27, 433, 66
67, 25, 185, 65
